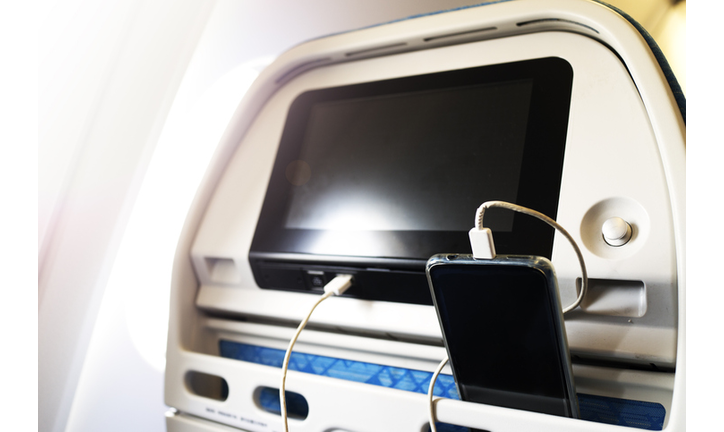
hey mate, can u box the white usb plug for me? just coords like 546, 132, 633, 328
468, 227, 496, 259
323, 274, 354, 296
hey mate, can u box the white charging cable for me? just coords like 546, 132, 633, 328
428, 356, 450, 432
280, 274, 353, 432
428, 200, 588, 432
471, 200, 588, 314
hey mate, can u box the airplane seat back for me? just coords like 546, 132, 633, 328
164, 1, 685, 431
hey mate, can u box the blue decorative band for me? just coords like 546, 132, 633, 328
219, 340, 665, 430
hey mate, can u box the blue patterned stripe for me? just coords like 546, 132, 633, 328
219, 340, 665, 430
219, 340, 460, 399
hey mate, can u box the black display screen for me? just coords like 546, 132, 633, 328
427, 258, 577, 417
250, 57, 573, 300
284, 80, 532, 233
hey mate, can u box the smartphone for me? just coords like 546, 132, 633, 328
426, 254, 579, 418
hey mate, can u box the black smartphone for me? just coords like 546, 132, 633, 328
426, 254, 579, 419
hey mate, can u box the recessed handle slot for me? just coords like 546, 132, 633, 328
254, 386, 309, 420
185, 371, 229, 401
204, 257, 241, 284
578, 279, 647, 317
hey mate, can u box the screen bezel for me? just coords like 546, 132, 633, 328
251, 57, 573, 263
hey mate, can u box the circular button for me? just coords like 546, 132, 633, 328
602, 217, 632, 246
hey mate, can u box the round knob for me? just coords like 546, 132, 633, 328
602, 217, 632, 246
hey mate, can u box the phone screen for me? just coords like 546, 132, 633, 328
428, 259, 577, 418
